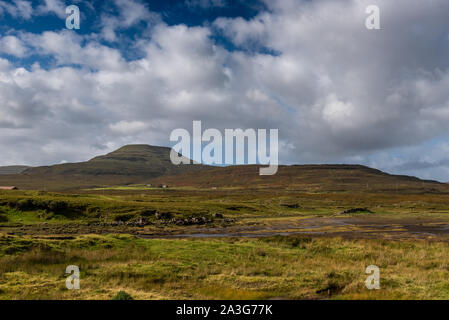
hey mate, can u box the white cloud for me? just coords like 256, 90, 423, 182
0, 0, 33, 19
322, 95, 356, 129
36, 0, 66, 19
214, 0, 449, 159
0, 36, 27, 57
109, 121, 147, 134
100, 0, 158, 42
20, 30, 126, 71
1, 0, 449, 181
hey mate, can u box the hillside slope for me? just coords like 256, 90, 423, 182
0, 145, 202, 190
0, 166, 30, 175
0, 145, 447, 193
150, 164, 449, 193
23, 145, 192, 177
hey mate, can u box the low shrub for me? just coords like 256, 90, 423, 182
112, 291, 133, 300
139, 209, 157, 217
48, 200, 68, 213
114, 213, 135, 222
261, 235, 312, 248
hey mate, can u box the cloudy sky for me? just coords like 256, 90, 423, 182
1, 0, 449, 181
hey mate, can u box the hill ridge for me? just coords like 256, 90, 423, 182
0, 144, 446, 192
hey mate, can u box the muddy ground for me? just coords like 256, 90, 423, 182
3, 216, 449, 242
141, 216, 449, 241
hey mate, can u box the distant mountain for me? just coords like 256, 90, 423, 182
0, 145, 203, 190
0, 165, 30, 175
0, 144, 447, 193
23, 144, 195, 177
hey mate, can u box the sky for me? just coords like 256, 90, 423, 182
1, 0, 449, 181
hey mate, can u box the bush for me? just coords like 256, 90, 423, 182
155, 211, 173, 219
85, 206, 100, 216
139, 209, 157, 217
37, 210, 54, 220
16, 199, 36, 211
8, 198, 85, 220
0, 214, 8, 222
48, 200, 68, 213
114, 213, 135, 222
112, 291, 133, 300
262, 235, 312, 248
14, 198, 48, 211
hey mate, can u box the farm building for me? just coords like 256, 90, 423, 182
0, 186, 18, 190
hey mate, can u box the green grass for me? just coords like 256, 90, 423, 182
1, 233, 449, 299
1, 189, 449, 227
1, 188, 449, 300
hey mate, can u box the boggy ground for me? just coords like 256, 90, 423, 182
141, 216, 449, 242
1, 188, 449, 299
4, 215, 449, 242
2, 233, 449, 299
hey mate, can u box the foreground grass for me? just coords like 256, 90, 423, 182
1, 232, 449, 300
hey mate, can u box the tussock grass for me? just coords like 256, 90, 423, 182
1, 233, 449, 300
1, 188, 449, 300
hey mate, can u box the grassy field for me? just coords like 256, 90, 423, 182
2, 188, 449, 224
1, 188, 449, 300
1, 233, 449, 300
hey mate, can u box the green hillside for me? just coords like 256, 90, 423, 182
0, 145, 203, 190
23, 145, 192, 177
0, 166, 30, 175
150, 164, 449, 193
0, 144, 447, 193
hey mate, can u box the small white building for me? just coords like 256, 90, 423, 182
0, 186, 18, 190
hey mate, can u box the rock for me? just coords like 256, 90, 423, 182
135, 217, 149, 227
155, 211, 172, 220
213, 213, 224, 218
159, 216, 214, 226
